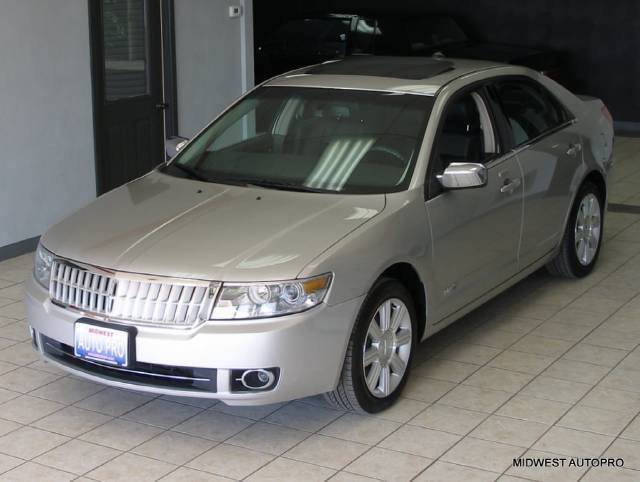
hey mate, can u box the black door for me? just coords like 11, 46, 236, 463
90, 0, 165, 194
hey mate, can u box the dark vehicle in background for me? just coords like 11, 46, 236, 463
255, 14, 563, 84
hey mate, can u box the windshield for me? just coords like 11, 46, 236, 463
164, 87, 433, 194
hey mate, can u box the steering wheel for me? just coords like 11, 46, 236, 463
366, 145, 407, 165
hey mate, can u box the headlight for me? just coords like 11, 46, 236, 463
34, 242, 54, 289
210, 273, 332, 320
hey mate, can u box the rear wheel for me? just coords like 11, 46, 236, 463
325, 278, 417, 413
547, 182, 604, 278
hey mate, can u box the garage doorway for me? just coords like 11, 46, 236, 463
89, 0, 175, 194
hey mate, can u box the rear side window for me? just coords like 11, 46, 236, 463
494, 80, 571, 146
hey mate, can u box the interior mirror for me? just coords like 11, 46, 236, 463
165, 136, 189, 159
437, 162, 488, 190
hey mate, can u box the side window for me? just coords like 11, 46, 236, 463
495, 80, 570, 146
429, 91, 496, 197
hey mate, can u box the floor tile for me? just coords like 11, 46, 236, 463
32, 406, 112, 437
132, 430, 216, 466
601, 367, 640, 393
580, 386, 640, 413
345, 446, 431, 482
532, 321, 592, 342
0, 394, 64, 424
558, 405, 635, 436
413, 460, 498, 482
409, 403, 487, 435
462, 366, 533, 393
488, 350, 555, 375
0, 426, 69, 459
533, 426, 613, 457
402, 376, 456, 403
581, 466, 640, 482
563, 343, 629, 367
510, 335, 573, 357
507, 449, 587, 481
264, 401, 341, 432
74, 388, 154, 417
0, 453, 22, 474
319, 413, 401, 445
29, 377, 104, 404
227, 421, 308, 455
520, 376, 592, 404
378, 424, 460, 459
245, 456, 335, 482
603, 438, 640, 470
441, 436, 524, 473
285, 434, 368, 470
433, 342, 501, 365
79, 418, 164, 451
87, 453, 176, 482
621, 416, 640, 441
330, 472, 379, 482
0, 461, 76, 482
0, 419, 21, 437
210, 402, 285, 420
171, 410, 253, 442
34, 439, 120, 475
543, 359, 611, 384
187, 443, 274, 479
412, 359, 479, 383
0, 367, 59, 393
438, 384, 512, 413
121, 399, 202, 429
158, 467, 231, 482
371, 397, 427, 423
470, 415, 549, 447
497, 395, 572, 425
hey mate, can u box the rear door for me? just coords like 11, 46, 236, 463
425, 87, 523, 321
490, 78, 581, 267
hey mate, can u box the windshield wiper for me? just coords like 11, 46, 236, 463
167, 163, 211, 182
231, 178, 334, 193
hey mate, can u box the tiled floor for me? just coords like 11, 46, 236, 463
0, 137, 639, 481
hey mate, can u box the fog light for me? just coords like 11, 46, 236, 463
230, 368, 279, 392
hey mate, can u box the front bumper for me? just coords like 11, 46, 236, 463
25, 275, 363, 405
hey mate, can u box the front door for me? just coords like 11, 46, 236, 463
425, 90, 523, 322
90, 0, 165, 194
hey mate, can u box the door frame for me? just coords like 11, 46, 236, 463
88, 0, 177, 195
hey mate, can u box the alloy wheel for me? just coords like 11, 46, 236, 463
574, 193, 601, 266
362, 298, 412, 398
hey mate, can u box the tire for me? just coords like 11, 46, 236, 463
325, 277, 418, 413
547, 181, 604, 278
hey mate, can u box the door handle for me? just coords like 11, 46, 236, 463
566, 143, 582, 156
155, 102, 169, 110
500, 177, 521, 194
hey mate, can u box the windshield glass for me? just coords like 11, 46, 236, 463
165, 87, 433, 194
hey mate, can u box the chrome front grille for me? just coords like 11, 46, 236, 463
49, 260, 219, 328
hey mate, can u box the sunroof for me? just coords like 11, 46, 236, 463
304, 56, 454, 80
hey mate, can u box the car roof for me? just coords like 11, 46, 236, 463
264, 56, 512, 96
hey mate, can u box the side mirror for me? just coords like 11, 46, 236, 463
437, 162, 488, 190
165, 136, 189, 159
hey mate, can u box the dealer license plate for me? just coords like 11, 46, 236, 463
74, 322, 129, 367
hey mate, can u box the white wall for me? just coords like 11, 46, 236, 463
0, 0, 97, 249
174, 0, 254, 137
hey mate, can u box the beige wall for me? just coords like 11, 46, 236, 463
174, 0, 254, 138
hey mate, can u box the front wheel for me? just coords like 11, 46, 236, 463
547, 181, 604, 278
325, 278, 417, 413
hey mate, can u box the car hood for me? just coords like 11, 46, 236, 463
42, 171, 385, 281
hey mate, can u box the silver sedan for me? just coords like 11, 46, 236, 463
26, 57, 614, 413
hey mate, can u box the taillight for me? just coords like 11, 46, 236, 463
601, 105, 613, 125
